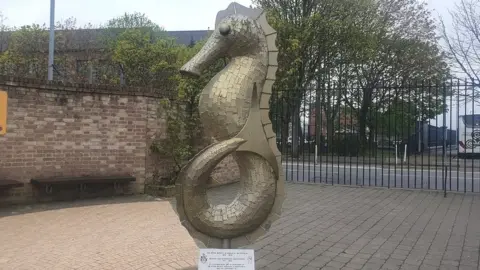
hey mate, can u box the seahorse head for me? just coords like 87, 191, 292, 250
180, 13, 267, 77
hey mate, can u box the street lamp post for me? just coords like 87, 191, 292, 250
47, 0, 55, 81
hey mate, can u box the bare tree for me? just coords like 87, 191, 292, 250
441, 0, 480, 102
0, 12, 9, 52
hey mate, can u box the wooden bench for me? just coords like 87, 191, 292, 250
0, 179, 24, 189
30, 175, 135, 194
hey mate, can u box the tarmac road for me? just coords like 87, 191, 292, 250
283, 162, 480, 193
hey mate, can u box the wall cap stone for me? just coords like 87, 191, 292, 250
0, 75, 176, 99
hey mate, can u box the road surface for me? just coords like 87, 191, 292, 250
283, 162, 480, 193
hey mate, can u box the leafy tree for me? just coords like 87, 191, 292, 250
105, 12, 163, 31
341, 0, 449, 151
111, 30, 179, 89
0, 13, 11, 74
310, 0, 377, 153
101, 12, 168, 51
258, 0, 449, 156
98, 12, 174, 87
377, 100, 421, 141
0, 23, 49, 78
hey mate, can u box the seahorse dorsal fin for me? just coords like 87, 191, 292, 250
215, 2, 263, 27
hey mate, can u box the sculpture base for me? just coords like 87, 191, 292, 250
222, 239, 231, 249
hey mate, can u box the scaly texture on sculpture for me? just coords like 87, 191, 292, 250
177, 2, 285, 249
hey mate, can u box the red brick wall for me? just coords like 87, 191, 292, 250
0, 76, 170, 205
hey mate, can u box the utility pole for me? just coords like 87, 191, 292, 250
47, 0, 55, 81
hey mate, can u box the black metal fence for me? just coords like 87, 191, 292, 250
271, 79, 480, 193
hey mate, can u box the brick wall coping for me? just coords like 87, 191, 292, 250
0, 75, 175, 99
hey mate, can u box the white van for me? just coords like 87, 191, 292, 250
458, 114, 480, 157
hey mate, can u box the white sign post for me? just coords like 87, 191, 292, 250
198, 249, 255, 270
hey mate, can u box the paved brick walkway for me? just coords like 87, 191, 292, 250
0, 196, 198, 270
0, 183, 479, 270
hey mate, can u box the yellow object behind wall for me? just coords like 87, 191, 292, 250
0, 90, 7, 135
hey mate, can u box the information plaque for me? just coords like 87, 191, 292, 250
198, 249, 255, 270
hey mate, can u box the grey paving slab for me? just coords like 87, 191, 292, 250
208, 182, 480, 270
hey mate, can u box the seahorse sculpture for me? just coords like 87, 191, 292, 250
176, 2, 285, 249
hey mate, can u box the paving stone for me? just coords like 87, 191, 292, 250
256, 258, 272, 268
333, 253, 353, 263
362, 262, 383, 270
384, 258, 404, 267
343, 262, 365, 270
325, 260, 346, 268
389, 253, 408, 261
333, 255, 352, 263
300, 266, 320, 270
399, 263, 419, 270
291, 258, 310, 266
421, 257, 442, 267
265, 261, 287, 269
277, 256, 296, 264
283, 263, 304, 270
337, 252, 355, 259
439, 264, 459, 270
417, 264, 438, 270
263, 253, 281, 262
323, 251, 341, 257
273, 246, 294, 256
284, 250, 304, 258
350, 257, 369, 265
458, 265, 478, 270
353, 253, 373, 260
372, 251, 391, 260
342, 267, 360, 270
396, 245, 413, 251
404, 258, 423, 266
367, 258, 387, 266
305, 246, 327, 256
441, 260, 460, 267
307, 260, 328, 268
298, 253, 317, 261
255, 249, 270, 259
322, 266, 342, 270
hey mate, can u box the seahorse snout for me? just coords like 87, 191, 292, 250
180, 64, 201, 77
180, 31, 228, 78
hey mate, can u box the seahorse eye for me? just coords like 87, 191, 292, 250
218, 23, 231, 36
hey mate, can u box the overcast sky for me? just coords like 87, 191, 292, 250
0, 0, 459, 31
0, 0, 252, 30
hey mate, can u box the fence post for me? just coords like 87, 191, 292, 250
395, 144, 398, 164
442, 81, 448, 197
